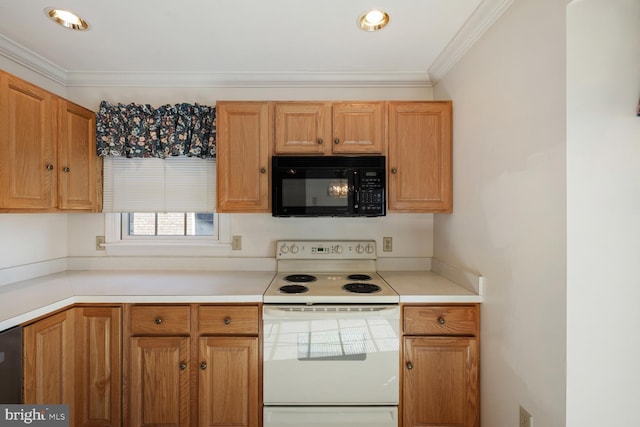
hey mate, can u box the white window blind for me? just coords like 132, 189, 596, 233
102, 157, 216, 212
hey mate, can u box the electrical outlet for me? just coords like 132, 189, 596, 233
519, 406, 533, 427
95, 236, 105, 251
232, 235, 242, 251
383, 237, 392, 252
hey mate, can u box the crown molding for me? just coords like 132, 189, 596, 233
0, 34, 68, 85
429, 0, 515, 83
64, 70, 433, 88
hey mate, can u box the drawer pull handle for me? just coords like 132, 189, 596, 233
334, 138, 340, 144
63, 167, 70, 173
438, 317, 446, 325
260, 167, 267, 174
317, 138, 323, 145
179, 362, 187, 371
224, 317, 231, 325
200, 362, 207, 370
406, 362, 413, 370
155, 317, 162, 325
46, 164, 54, 171
391, 167, 398, 174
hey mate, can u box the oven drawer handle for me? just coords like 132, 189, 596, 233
406, 361, 414, 370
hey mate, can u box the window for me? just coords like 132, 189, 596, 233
102, 157, 232, 255
125, 212, 215, 237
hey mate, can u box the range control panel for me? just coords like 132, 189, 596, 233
276, 240, 377, 260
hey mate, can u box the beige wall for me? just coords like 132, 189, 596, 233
567, 0, 640, 425
433, 0, 567, 425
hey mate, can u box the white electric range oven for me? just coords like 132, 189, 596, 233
263, 240, 400, 427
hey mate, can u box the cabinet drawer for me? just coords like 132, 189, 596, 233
403, 305, 478, 336
199, 305, 259, 335
130, 305, 191, 335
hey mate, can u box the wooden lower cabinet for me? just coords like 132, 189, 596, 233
128, 336, 191, 427
23, 306, 122, 427
125, 304, 261, 427
199, 337, 259, 427
402, 305, 480, 427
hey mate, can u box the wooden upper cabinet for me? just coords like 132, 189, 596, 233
216, 101, 272, 212
332, 102, 385, 154
58, 98, 101, 211
0, 70, 100, 212
388, 101, 453, 213
0, 71, 56, 209
274, 101, 385, 155
274, 102, 331, 154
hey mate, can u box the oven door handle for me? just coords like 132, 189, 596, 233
263, 305, 400, 320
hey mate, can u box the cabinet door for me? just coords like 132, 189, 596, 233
403, 337, 479, 427
76, 307, 122, 427
332, 102, 385, 154
0, 71, 56, 209
58, 99, 101, 211
388, 102, 452, 212
129, 337, 191, 427
274, 102, 331, 154
23, 309, 76, 421
216, 102, 271, 212
199, 337, 259, 427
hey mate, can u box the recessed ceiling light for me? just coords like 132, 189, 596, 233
358, 9, 390, 32
44, 7, 89, 30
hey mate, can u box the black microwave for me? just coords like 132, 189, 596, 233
272, 155, 386, 217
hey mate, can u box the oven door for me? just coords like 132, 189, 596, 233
262, 305, 400, 405
272, 165, 356, 217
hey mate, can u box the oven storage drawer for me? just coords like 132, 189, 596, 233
403, 305, 479, 336
129, 305, 191, 335
264, 406, 398, 427
199, 305, 259, 335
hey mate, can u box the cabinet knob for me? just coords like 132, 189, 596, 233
317, 138, 323, 145
260, 167, 267, 174
200, 362, 207, 370
63, 167, 70, 173
179, 362, 187, 371
406, 362, 413, 370
224, 317, 231, 325
438, 317, 446, 325
46, 164, 54, 171
155, 317, 162, 325
391, 167, 398, 174
334, 138, 340, 145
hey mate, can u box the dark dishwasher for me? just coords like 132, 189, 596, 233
0, 326, 22, 403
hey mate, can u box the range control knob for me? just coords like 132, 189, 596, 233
365, 244, 374, 254
279, 244, 289, 254
290, 244, 299, 254
355, 244, 364, 254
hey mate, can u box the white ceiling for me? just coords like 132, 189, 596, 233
0, 0, 512, 87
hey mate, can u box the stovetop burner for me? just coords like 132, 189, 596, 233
284, 274, 317, 283
279, 284, 309, 294
342, 283, 382, 294
347, 274, 372, 281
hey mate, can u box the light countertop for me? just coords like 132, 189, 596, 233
0, 260, 483, 330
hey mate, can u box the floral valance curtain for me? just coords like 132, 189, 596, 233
96, 101, 216, 158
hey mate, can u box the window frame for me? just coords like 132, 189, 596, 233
104, 212, 232, 256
